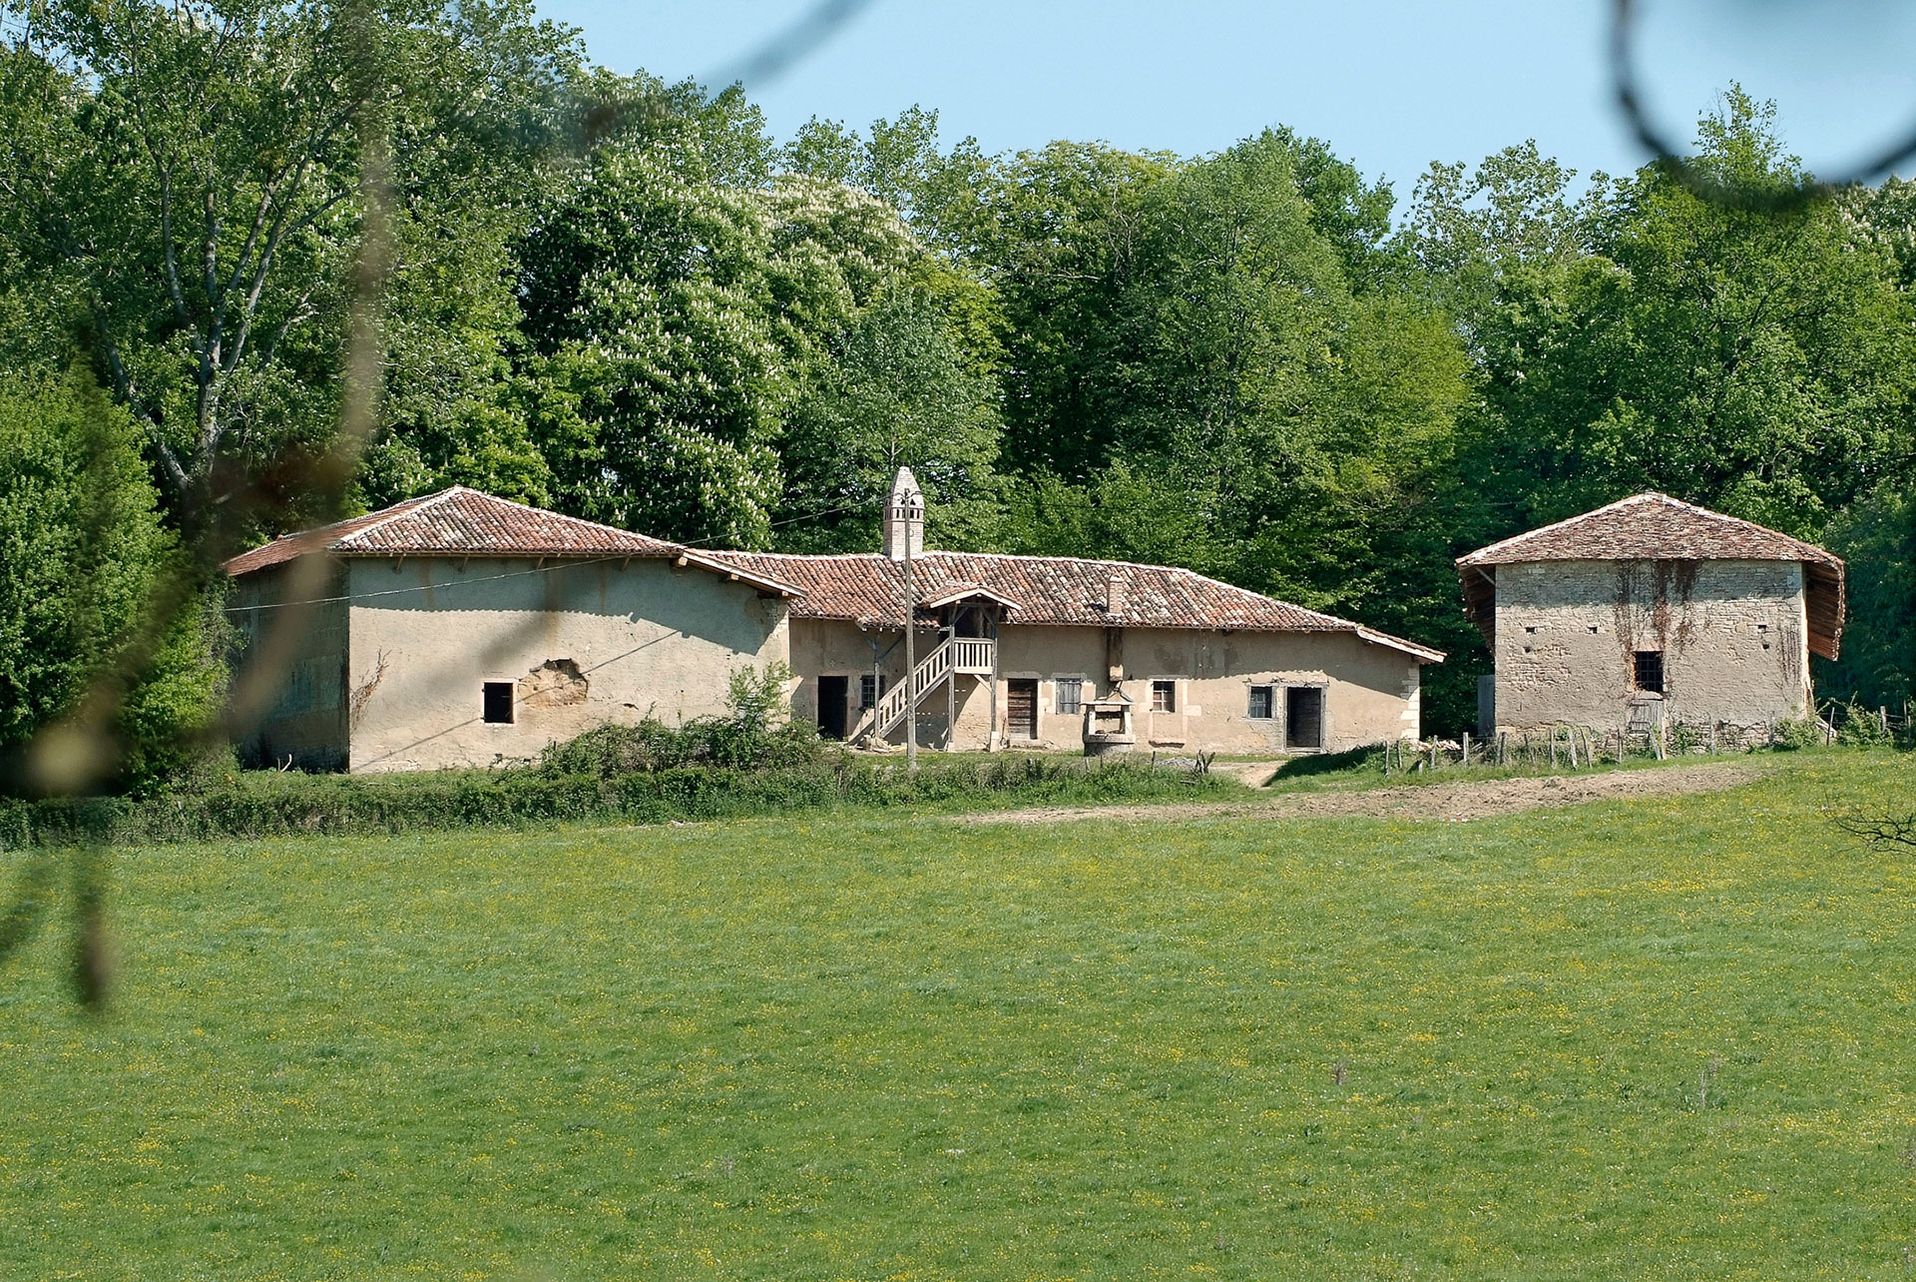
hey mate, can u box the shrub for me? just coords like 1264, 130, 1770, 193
1834, 701, 1893, 748
0, 750, 1236, 851
537, 662, 820, 777
0, 368, 223, 796
1772, 718, 1825, 751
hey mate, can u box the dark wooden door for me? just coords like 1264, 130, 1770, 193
1285, 686, 1324, 750
817, 675, 849, 740
1007, 678, 1037, 739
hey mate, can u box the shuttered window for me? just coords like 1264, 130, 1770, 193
482, 681, 515, 725
1055, 678, 1083, 715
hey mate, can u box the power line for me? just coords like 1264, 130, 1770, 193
221, 497, 872, 614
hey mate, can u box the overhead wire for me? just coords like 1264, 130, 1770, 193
220, 496, 875, 613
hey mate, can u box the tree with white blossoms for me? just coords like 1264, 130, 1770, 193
519, 99, 996, 548
0, 0, 581, 529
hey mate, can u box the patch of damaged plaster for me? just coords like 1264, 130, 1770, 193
520, 658, 589, 708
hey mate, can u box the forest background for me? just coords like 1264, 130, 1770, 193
1, 0, 1911, 786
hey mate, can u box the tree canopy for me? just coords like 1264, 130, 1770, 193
0, 15, 1908, 761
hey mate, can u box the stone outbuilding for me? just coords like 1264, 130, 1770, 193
1457, 493, 1845, 737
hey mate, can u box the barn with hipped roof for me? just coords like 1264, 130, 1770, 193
1457, 493, 1845, 738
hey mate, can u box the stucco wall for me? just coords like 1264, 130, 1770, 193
1490, 558, 1810, 731
346, 557, 790, 772
788, 619, 950, 744
230, 563, 351, 770
790, 619, 1424, 753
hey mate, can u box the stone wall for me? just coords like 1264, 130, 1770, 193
1490, 558, 1810, 732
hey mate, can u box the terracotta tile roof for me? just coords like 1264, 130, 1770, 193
223, 487, 800, 596
1456, 493, 1845, 659
1457, 492, 1842, 568
225, 488, 1443, 662
714, 550, 1445, 662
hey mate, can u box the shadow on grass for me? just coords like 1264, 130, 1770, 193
1265, 743, 1385, 785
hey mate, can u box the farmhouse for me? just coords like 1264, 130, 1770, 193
1458, 492, 1845, 738
226, 472, 1442, 772
224, 487, 801, 773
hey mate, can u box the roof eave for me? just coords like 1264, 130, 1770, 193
675, 549, 804, 598
1355, 626, 1446, 664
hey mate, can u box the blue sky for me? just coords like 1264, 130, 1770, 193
537, 1, 1916, 196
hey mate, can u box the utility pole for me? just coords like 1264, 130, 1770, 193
903, 496, 917, 772
885, 466, 923, 774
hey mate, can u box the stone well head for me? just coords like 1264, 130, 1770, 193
1081, 689, 1136, 757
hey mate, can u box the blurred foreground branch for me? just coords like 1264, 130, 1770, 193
1610, 0, 1916, 210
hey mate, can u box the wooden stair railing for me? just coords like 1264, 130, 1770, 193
871, 636, 953, 738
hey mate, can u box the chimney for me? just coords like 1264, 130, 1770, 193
1105, 567, 1127, 620
883, 466, 924, 561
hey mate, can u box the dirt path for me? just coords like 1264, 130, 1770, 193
974, 759, 1769, 827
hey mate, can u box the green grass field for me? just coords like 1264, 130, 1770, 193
2, 751, 1911, 1280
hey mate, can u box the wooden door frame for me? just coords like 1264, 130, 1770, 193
1283, 682, 1329, 752
816, 674, 851, 741
1005, 675, 1039, 740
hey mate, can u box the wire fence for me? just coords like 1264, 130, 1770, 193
1384, 700, 1916, 775
4, 0, 1911, 1013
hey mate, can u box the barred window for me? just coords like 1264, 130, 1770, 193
859, 674, 888, 709
1247, 685, 1274, 719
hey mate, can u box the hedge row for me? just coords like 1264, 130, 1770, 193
0, 754, 1231, 850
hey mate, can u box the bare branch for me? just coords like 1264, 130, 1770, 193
155, 158, 191, 326
1832, 813, 1916, 848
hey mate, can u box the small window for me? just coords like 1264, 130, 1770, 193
1633, 650, 1664, 694
482, 680, 515, 724
1247, 685, 1274, 719
858, 674, 887, 710
1150, 679, 1176, 713
1055, 678, 1083, 715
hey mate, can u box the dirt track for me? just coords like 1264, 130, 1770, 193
973, 760, 1769, 827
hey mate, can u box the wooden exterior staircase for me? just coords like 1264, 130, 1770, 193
869, 635, 995, 739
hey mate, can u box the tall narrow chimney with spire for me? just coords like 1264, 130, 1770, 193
883, 466, 924, 561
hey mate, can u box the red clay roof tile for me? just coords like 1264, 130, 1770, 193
1456, 493, 1845, 660
225, 488, 1443, 662
223, 488, 798, 596
714, 550, 1444, 661
1457, 492, 1840, 567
